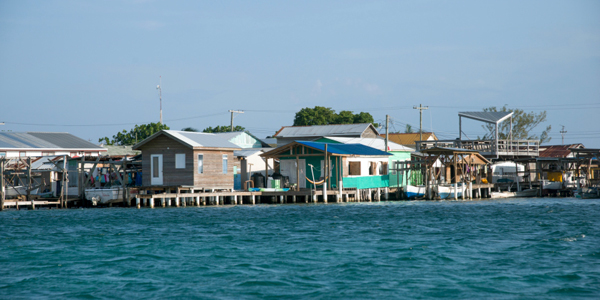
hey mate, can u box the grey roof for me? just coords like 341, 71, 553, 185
274, 123, 377, 138
134, 130, 241, 149
0, 132, 104, 150
458, 112, 514, 124
101, 145, 141, 156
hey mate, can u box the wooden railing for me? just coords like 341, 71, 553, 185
415, 139, 539, 157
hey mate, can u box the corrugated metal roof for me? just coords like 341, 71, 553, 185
274, 123, 376, 138
458, 111, 513, 124
164, 130, 241, 149
0, 132, 104, 150
383, 133, 438, 146
234, 148, 271, 157
539, 144, 582, 158
298, 141, 391, 156
321, 136, 414, 152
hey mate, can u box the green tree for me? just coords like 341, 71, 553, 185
405, 124, 414, 133
181, 127, 199, 132
99, 122, 170, 145
293, 106, 378, 127
335, 110, 356, 124
202, 125, 245, 133
479, 105, 552, 144
293, 106, 337, 126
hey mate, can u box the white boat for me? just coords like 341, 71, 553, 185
85, 187, 137, 205
3, 186, 40, 198
541, 180, 562, 190
404, 185, 426, 199
435, 184, 466, 199
574, 187, 599, 199
491, 188, 538, 199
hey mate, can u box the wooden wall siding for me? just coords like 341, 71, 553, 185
193, 150, 235, 190
361, 130, 378, 139
139, 135, 195, 186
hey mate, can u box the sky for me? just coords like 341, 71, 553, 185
1, 0, 599, 147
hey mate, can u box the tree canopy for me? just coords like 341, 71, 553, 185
181, 127, 199, 132
99, 122, 169, 145
479, 105, 552, 144
202, 125, 245, 133
293, 106, 378, 127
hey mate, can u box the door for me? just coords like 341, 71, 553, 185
280, 159, 306, 188
151, 154, 163, 185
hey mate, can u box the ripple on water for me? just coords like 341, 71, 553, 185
0, 198, 599, 299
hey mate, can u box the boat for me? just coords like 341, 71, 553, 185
490, 188, 538, 199
574, 187, 599, 199
84, 187, 137, 205
404, 185, 426, 199
3, 186, 40, 198
435, 184, 466, 199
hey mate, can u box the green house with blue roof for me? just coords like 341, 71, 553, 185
260, 141, 392, 193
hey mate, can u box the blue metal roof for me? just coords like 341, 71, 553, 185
297, 141, 391, 156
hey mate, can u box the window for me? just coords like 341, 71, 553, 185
19, 151, 26, 157
380, 162, 388, 175
369, 162, 377, 175
349, 161, 361, 176
175, 153, 185, 169
197, 154, 204, 174
222, 154, 228, 174
0, 152, 5, 157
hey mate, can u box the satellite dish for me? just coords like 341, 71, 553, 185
156, 85, 160, 89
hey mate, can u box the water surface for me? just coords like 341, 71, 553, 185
1, 198, 599, 299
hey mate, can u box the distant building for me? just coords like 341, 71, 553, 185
0, 132, 106, 158
382, 132, 438, 149
273, 123, 380, 147
213, 131, 271, 149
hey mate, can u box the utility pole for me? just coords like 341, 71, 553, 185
560, 125, 567, 145
413, 104, 429, 143
385, 115, 390, 152
157, 76, 162, 124
229, 110, 244, 132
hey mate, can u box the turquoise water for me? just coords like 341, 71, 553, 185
1, 198, 599, 299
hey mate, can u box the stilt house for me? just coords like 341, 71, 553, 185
132, 130, 241, 190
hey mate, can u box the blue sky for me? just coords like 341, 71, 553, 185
1, 0, 599, 147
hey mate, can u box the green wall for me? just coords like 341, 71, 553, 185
343, 175, 390, 189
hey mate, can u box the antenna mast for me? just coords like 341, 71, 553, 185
157, 76, 162, 124
560, 125, 567, 145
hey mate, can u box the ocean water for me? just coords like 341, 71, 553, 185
1, 198, 599, 299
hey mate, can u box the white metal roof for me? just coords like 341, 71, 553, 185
133, 130, 241, 149
0, 132, 105, 150
458, 111, 514, 124
322, 136, 414, 152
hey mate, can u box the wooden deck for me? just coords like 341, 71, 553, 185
416, 139, 539, 157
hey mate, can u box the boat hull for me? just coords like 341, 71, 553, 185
436, 184, 465, 199
405, 185, 426, 199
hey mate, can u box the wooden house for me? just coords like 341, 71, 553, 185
273, 123, 380, 147
213, 131, 275, 190
261, 141, 391, 191
132, 130, 241, 190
